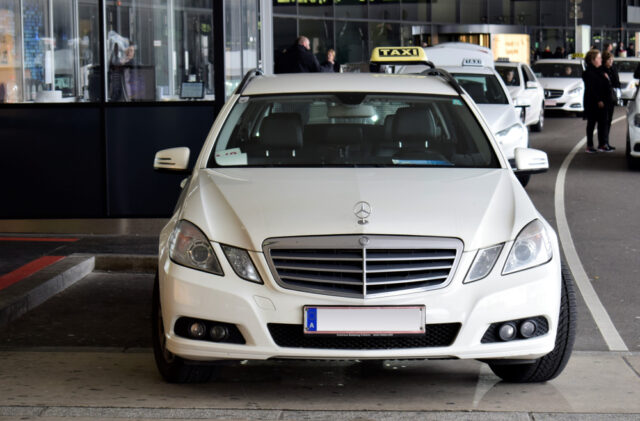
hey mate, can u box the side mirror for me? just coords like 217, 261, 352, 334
514, 147, 548, 174
526, 81, 539, 90
514, 97, 532, 108
154, 147, 191, 173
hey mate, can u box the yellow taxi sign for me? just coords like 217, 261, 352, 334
370, 46, 428, 64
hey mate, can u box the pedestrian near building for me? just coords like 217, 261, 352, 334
320, 49, 339, 73
279, 36, 321, 73
628, 43, 636, 57
582, 49, 613, 153
602, 51, 619, 150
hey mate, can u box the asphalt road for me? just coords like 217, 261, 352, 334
0, 108, 639, 420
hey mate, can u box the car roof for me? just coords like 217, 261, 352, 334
495, 62, 520, 68
614, 57, 640, 61
241, 73, 459, 96
440, 66, 496, 75
534, 59, 583, 64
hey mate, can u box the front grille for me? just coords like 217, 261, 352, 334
263, 236, 463, 298
268, 323, 461, 349
545, 89, 564, 99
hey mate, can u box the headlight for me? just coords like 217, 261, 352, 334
169, 220, 223, 275
221, 245, 263, 284
634, 113, 640, 127
496, 123, 525, 142
503, 220, 553, 275
568, 86, 582, 96
465, 244, 504, 283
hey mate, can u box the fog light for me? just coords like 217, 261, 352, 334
210, 325, 229, 341
189, 322, 206, 339
520, 320, 537, 338
498, 323, 517, 341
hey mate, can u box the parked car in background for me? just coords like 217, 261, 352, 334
495, 59, 546, 132
613, 57, 640, 105
532, 59, 585, 115
625, 88, 640, 169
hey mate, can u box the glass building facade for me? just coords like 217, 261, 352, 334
0, 0, 260, 103
271, 0, 640, 71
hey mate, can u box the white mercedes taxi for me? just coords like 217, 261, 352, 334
152, 59, 575, 384
625, 88, 640, 169
409, 44, 530, 186
532, 59, 585, 114
495, 59, 545, 132
613, 57, 640, 105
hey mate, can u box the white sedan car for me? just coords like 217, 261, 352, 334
625, 90, 640, 169
495, 61, 545, 132
152, 70, 575, 384
613, 57, 640, 104
532, 59, 585, 114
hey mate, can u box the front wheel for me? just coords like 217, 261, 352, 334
152, 273, 219, 383
488, 263, 576, 383
530, 105, 544, 132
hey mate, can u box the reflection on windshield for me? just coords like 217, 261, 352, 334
209, 93, 499, 169
532, 63, 583, 78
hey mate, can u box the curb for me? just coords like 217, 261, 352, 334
93, 254, 158, 273
0, 254, 95, 327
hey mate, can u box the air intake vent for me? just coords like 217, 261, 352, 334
263, 235, 463, 298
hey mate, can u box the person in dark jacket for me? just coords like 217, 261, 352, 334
279, 36, 321, 73
320, 49, 339, 73
602, 50, 620, 149
582, 49, 613, 153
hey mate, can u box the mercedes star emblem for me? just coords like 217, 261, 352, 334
354, 201, 372, 225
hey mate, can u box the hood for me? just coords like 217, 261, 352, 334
180, 168, 537, 252
538, 78, 582, 91
618, 72, 637, 84
475, 104, 520, 133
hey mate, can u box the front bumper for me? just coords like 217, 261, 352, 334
158, 238, 561, 362
544, 94, 583, 112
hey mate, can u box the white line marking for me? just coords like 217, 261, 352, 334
554, 115, 628, 352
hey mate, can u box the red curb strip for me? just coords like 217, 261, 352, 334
0, 256, 66, 291
0, 237, 78, 242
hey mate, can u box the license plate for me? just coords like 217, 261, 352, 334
544, 99, 557, 107
303, 306, 426, 336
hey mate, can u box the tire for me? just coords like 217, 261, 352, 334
152, 273, 218, 383
627, 135, 640, 170
530, 104, 544, 132
516, 173, 531, 188
488, 262, 576, 383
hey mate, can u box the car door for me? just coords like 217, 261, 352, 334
521, 64, 544, 126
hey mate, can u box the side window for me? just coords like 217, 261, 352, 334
523, 65, 537, 83
520, 66, 530, 84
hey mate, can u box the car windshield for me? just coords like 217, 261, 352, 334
450, 74, 510, 105
532, 62, 583, 78
614, 60, 640, 73
496, 66, 520, 87
209, 93, 499, 168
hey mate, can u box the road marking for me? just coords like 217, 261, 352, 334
0, 256, 65, 291
554, 115, 628, 352
0, 237, 78, 242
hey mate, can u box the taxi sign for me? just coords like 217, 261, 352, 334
370, 46, 428, 64
462, 58, 483, 67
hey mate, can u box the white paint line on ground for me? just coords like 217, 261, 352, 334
554, 115, 628, 352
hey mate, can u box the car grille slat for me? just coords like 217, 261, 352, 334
545, 89, 564, 99
264, 236, 463, 298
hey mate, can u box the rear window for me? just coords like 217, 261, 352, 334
496, 66, 520, 87
450, 74, 510, 105
208, 93, 499, 169
614, 60, 640, 73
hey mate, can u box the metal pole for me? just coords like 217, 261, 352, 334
260, 0, 273, 74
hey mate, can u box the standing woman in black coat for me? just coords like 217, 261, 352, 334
582, 49, 613, 153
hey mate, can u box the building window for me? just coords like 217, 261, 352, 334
224, 0, 259, 97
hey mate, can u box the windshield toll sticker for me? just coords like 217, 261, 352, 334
215, 148, 248, 166
392, 159, 454, 166
462, 58, 483, 67
238, 96, 249, 103
452, 99, 463, 106
305, 308, 317, 332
